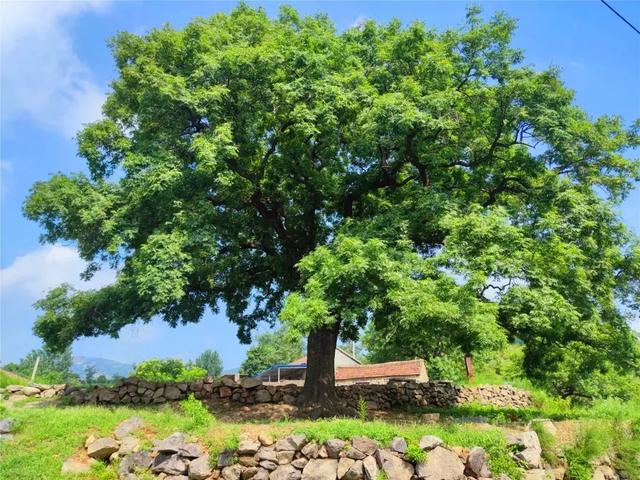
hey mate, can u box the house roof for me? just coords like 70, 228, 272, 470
334, 359, 424, 381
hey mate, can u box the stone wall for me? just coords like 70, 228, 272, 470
3, 383, 65, 400
62, 377, 531, 409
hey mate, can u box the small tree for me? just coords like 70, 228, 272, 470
194, 349, 223, 377
4, 347, 79, 384
241, 327, 304, 376
133, 358, 206, 382
84, 364, 98, 383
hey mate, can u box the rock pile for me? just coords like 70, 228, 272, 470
2, 383, 65, 401
61, 377, 532, 410
62, 418, 569, 480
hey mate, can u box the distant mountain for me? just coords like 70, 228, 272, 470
72, 356, 133, 379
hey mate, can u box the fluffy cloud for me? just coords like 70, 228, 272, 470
0, 1, 109, 137
0, 244, 115, 300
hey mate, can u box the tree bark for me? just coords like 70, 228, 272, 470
298, 323, 340, 412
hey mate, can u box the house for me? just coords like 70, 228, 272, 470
255, 348, 428, 385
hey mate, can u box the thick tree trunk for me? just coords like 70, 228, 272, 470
298, 323, 339, 412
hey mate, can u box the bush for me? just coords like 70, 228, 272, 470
133, 359, 206, 382
179, 394, 212, 431
404, 444, 426, 463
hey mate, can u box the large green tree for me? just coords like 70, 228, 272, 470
194, 349, 224, 377
25, 5, 639, 408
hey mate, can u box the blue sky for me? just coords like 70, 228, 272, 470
1, 1, 639, 369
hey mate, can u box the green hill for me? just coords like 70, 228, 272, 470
0, 368, 28, 387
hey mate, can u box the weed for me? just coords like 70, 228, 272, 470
357, 396, 368, 422
404, 444, 427, 463
531, 421, 559, 467
179, 394, 213, 431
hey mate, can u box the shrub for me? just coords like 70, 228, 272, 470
404, 444, 426, 463
357, 397, 368, 422
133, 359, 206, 382
179, 394, 212, 431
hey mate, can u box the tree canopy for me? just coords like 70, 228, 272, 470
25, 4, 640, 405
194, 349, 224, 377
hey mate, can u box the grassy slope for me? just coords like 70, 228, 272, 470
0, 402, 522, 480
0, 369, 28, 388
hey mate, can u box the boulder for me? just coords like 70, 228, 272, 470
261, 461, 278, 471
22, 386, 41, 396
302, 441, 320, 459
155, 432, 187, 453
239, 456, 259, 467
152, 453, 189, 475
255, 389, 272, 403
165, 385, 182, 400
419, 435, 444, 451
523, 470, 552, 480
221, 376, 238, 387
325, 439, 347, 459
257, 449, 278, 462
362, 456, 378, 480
277, 451, 295, 465
351, 437, 378, 456
238, 439, 262, 456
292, 458, 309, 469
465, 447, 491, 478
5, 385, 23, 393
390, 437, 408, 454
114, 416, 144, 439
345, 448, 366, 460
222, 465, 244, 480
243, 467, 260, 480
0, 418, 14, 434
241, 378, 263, 389
259, 433, 275, 446
415, 446, 465, 480
506, 431, 541, 470
375, 449, 413, 480
276, 434, 307, 452
119, 436, 141, 455
302, 459, 338, 480
179, 443, 205, 458
87, 437, 120, 460
270, 464, 302, 480
253, 469, 270, 480
118, 450, 153, 476
343, 460, 364, 480
189, 454, 212, 480
218, 450, 236, 468
337, 458, 355, 478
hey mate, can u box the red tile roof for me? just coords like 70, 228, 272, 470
335, 359, 423, 381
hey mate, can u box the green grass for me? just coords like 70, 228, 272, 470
0, 369, 28, 388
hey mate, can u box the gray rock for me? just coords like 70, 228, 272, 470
515, 448, 542, 470
292, 458, 309, 469
338, 458, 355, 479
119, 436, 141, 455
257, 449, 278, 462
270, 464, 302, 480
239, 439, 262, 456
419, 435, 444, 451
22, 386, 41, 396
223, 465, 244, 480
277, 450, 295, 465
5, 385, 23, 393
506, 431, 541, 451
189, 455, 211, 480
179, 443, 204, 459
345, 448, 366, 460
254, 469, 270, 480
156, 432, 187, 453
114, 416, 144, 439
261, 461, 279, 471
351, 437, 378, 456
152, 453, 189, 475
390, 437, 408, 454
288, 434, 308, 451
165, 385, 182, 400
523, 470, 552, 480
362, 456, 378, 480
241, 378, 263, 389
259, 433, 275, 446
302, 441, 320, 459
166, 476, 189, 480
325, 439, 346, 459
302, 459, 338, 480
239, 456, 259, 467
0, 418, 13, 434
218, 450, 235, 468
376, 449, 413, 480
466, 447, 491, 478
415, 446, 465, 480
87, 437, 120, 460
221, 376, 238, 387
256, 389, 272, 403
343, 460, 364, 480
118, 450, 153, 475
243, 467, 260, 480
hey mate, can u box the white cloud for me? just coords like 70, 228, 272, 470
351, 14, 367, 29
0, 1, 109, 137
0, 244, 115, 299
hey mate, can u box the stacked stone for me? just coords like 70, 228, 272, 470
56, 378, 532, 410
2, 383, 65, 401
